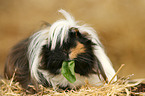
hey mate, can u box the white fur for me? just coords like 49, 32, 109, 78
39, 69, 104, 89
48, 9, 76, 50
28, 28, 49, 82
28, 9, 117, 88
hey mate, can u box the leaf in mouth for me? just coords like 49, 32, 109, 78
61, 60, 76, 83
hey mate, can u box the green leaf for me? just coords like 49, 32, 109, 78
68, 61, 75, 76
61, 60, 76, 83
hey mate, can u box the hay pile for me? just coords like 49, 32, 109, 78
0, 65, 145, 96
0, 75, 144, 96
0, 75, 145, 96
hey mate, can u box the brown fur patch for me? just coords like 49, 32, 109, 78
69, 42, 86, 59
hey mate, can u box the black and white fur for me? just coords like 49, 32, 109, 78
4, 9, 117, 92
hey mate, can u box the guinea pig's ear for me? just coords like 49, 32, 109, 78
81, 32, 89, 36
69, 27, 79, 36
69, 27, 90, 38
80, 32, 91, 40
70, 27, 79, 33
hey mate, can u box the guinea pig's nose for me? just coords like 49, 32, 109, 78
65, 59, 71, 62
63, 52, 70, 61
64, 53, 73, 61
65, 55, 72, 61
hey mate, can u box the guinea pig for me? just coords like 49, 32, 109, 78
4, 9, 117, 92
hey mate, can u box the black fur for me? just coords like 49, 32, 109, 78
4, 27, 107, 93
4, 39, 33, 89
39, 28, 97, 76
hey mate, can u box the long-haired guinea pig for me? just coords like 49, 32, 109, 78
4, 9, 117, 92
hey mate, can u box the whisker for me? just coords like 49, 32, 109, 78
78, 56, 94, 63
75, 57, 87, 62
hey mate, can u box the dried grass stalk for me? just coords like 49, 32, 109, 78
0, 64, 145, 96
